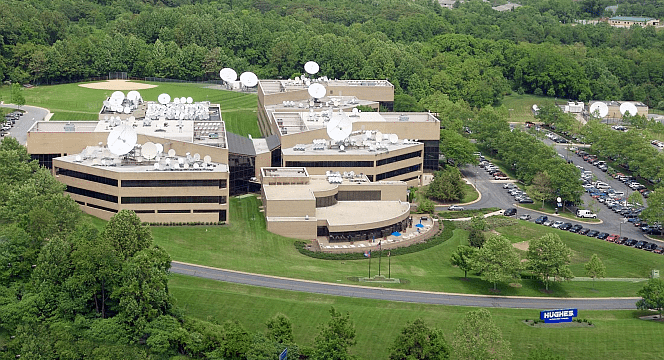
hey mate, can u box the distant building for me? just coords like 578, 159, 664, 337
608, 16, 659, 28
586, 100, 648, 121
492, 2, 521, 11
560, 102, 584, 114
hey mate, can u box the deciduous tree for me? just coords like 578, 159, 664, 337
450, 245, 477, 278
584, 254, 606, 289
471, 235, 521, 290
389, 318, 449, 360
527, 233, 574, 291
313, 307, 356, 360
636, 278, 664, 318
452, 309, 512, 360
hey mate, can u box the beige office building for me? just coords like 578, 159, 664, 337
260, 167, 410, 240
608, 16, 659, 28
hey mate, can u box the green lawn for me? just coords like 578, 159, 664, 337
150, 195, 664, 297
170, 274, 664, 360
461, 183, 479, 203
502, 94, 557, 123
1, 82, 261, 137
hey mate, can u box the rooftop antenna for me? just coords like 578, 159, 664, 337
327, 112, 352, 142
389, 134, 399, 144
203, 155, 212, 165
168, 149, 176, 157
142, 142, 158, 160
240, 72, 258, 88
304, 61, 320, 75
620, 102, 638, 117
186, 96, 193, 104
155, 143, 164, 154
106, 124, 137, 156
589, 102, 609, 118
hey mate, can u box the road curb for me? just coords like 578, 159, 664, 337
514, 204, 603, 225
434, 178, 483, 208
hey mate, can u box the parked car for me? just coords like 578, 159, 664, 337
535, 215, 548, 224
448, 205, 464, 211
615, 236, 628, 244
551, 221, 564, 228
503, 183, 516, 189
569, 224, 583, 233
518, 197, 534, 204
503, 208, 517, 216
635, 241, 649, 249
578, 228, 590, 235
605, 234, 619, 242
586, 230, 600, 237
596, 232, 610, 240
624, 239, 638, 247
518, 214, 531, 221
543, 219, 554, 226
559, 223, 573, 231
644, 243, 658, 251
576, 209, 597, 219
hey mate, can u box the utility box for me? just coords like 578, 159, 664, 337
652, 270, 660, 279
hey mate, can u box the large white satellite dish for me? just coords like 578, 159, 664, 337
142, 142, 158, 160
327, 113, 352, 141
308, 83, 326, 99
158, 93, 171, 105
304, 61, 320, 75
111, 91, 125, 101
107, 124, 137, 156
620, 102, 638, 116
240, 72, 258, 87
127, 91, 141, 102
220, 68, 238, 82
589, 102, 608, 118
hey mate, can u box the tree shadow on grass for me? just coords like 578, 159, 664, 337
451, 276, 572, 297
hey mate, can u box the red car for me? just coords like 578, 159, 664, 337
606, 234, 620, 242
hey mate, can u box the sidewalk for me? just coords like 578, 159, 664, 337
514, 203, 603, 225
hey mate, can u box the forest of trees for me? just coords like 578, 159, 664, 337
2, 0, 664, 109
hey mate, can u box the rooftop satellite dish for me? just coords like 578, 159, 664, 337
75, 155, 82, 162
127, 90, 141, 102
123, 106, 131, 114
375, 131, 383, 142
158, 93, 171, 105
620, 102, 638, 116
339, 144, 345, 152
308, 83, 326, 99
220, 68, 238, 82
304, 61, 320, 75
155, 143, 163, 154
107, 124, 137, 156
327, 113, 352, 142
142, 142, 158, 160
193, 153, 200, 161
179, 97, 186, 103
173, 97, 181, 104
589, 102, 608, 118
183, 163, 189, 169
154, 163, 160, 170
111, 91, 125, 101
203, 155, 212, 164
168, 149, 176, 157
186, 97, 193, 104
240, 72, 258, 87
389, 134, 398, 144
92, 158, 100, 166
193, 163, 199, 169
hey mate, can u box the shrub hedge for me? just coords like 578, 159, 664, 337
294, 221, 456, 260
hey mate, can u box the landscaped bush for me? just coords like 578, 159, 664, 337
294, 221, 456, 260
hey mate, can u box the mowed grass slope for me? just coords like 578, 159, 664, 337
503, 94, 557, 122
170, 274, 664, 360
1, 82, 260, 137
150, 195, 664, 297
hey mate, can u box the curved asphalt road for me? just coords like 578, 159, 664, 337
1, 104, 50, 145
171, 261, 638, 310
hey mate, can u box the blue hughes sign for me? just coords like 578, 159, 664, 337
540, 309, 578, 323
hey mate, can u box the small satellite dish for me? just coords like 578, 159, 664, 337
92, 158, 100, 166
375, 131, 383, 142
127, 90, 141, 102
179, 97, 186, 103
193, 153, 200, 161
111, 91, 125, 101
173, 97, 181, 104
340, 144, 345, 152
183, 163, 189, 169
240, 72, 258, 87
389, 134, 398, 144
308, 83, 326, 99
193, 163, 200, 169
204, 155, 212, 164
304, 61, 320, 75
589, 102, 608, 118
620, 102, 638, 116
158, 93, 171, 105
220, 68, 238, 82
168, 149, 176, 157
123, 106, 131, 114
154, 163, 160, 170
186, 97, 193, 104
107, 124, 137, 156
142, 142, 158, 160
75, 155, 82, 162
155, 143, 163, 154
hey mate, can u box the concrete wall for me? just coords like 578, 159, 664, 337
266, 218, 317, 240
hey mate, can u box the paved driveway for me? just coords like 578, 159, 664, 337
1, 104, 50, 145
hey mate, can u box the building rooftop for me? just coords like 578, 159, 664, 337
610, 16, 656, 22
315, 201, 410, 228
492, 2, 521, 11
262, 167, 309, 179
259, 78, 393, 96
55, 146, 229, 173
262, 173, 386, 201
281, 138, 422, 157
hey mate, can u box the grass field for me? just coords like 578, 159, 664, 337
503, 94, 557, 122
169, 274, 664, 360
1, 82, 261, 137
461, 183, 479, 203
148, 195, 664, 298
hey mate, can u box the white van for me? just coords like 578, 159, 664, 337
576, 210, 597, 219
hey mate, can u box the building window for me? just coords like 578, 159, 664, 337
316, 194, 338, 208
376, 150, 422, 167
285, 160, 374, 168
66, 185, 118, 203
56, 168, 118, 186
31, 154, 61, 169
121, 179, 226, 188
121, 196, 226, 204
86, 202, 118, 213
157, 210, 191, 214
376, 164, 421, 181
337, 190, 381, 201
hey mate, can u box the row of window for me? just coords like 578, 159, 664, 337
376, 164, 421, 181
66, 185, 118, 203
285, 160, 374, 168
121, 196, 227, 204
376, 150, 422, 167
121, 179, 227, 188
57, 168, 118, 186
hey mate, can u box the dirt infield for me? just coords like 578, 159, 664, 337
513, 241, 530, 251
78, 80, 158, 90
